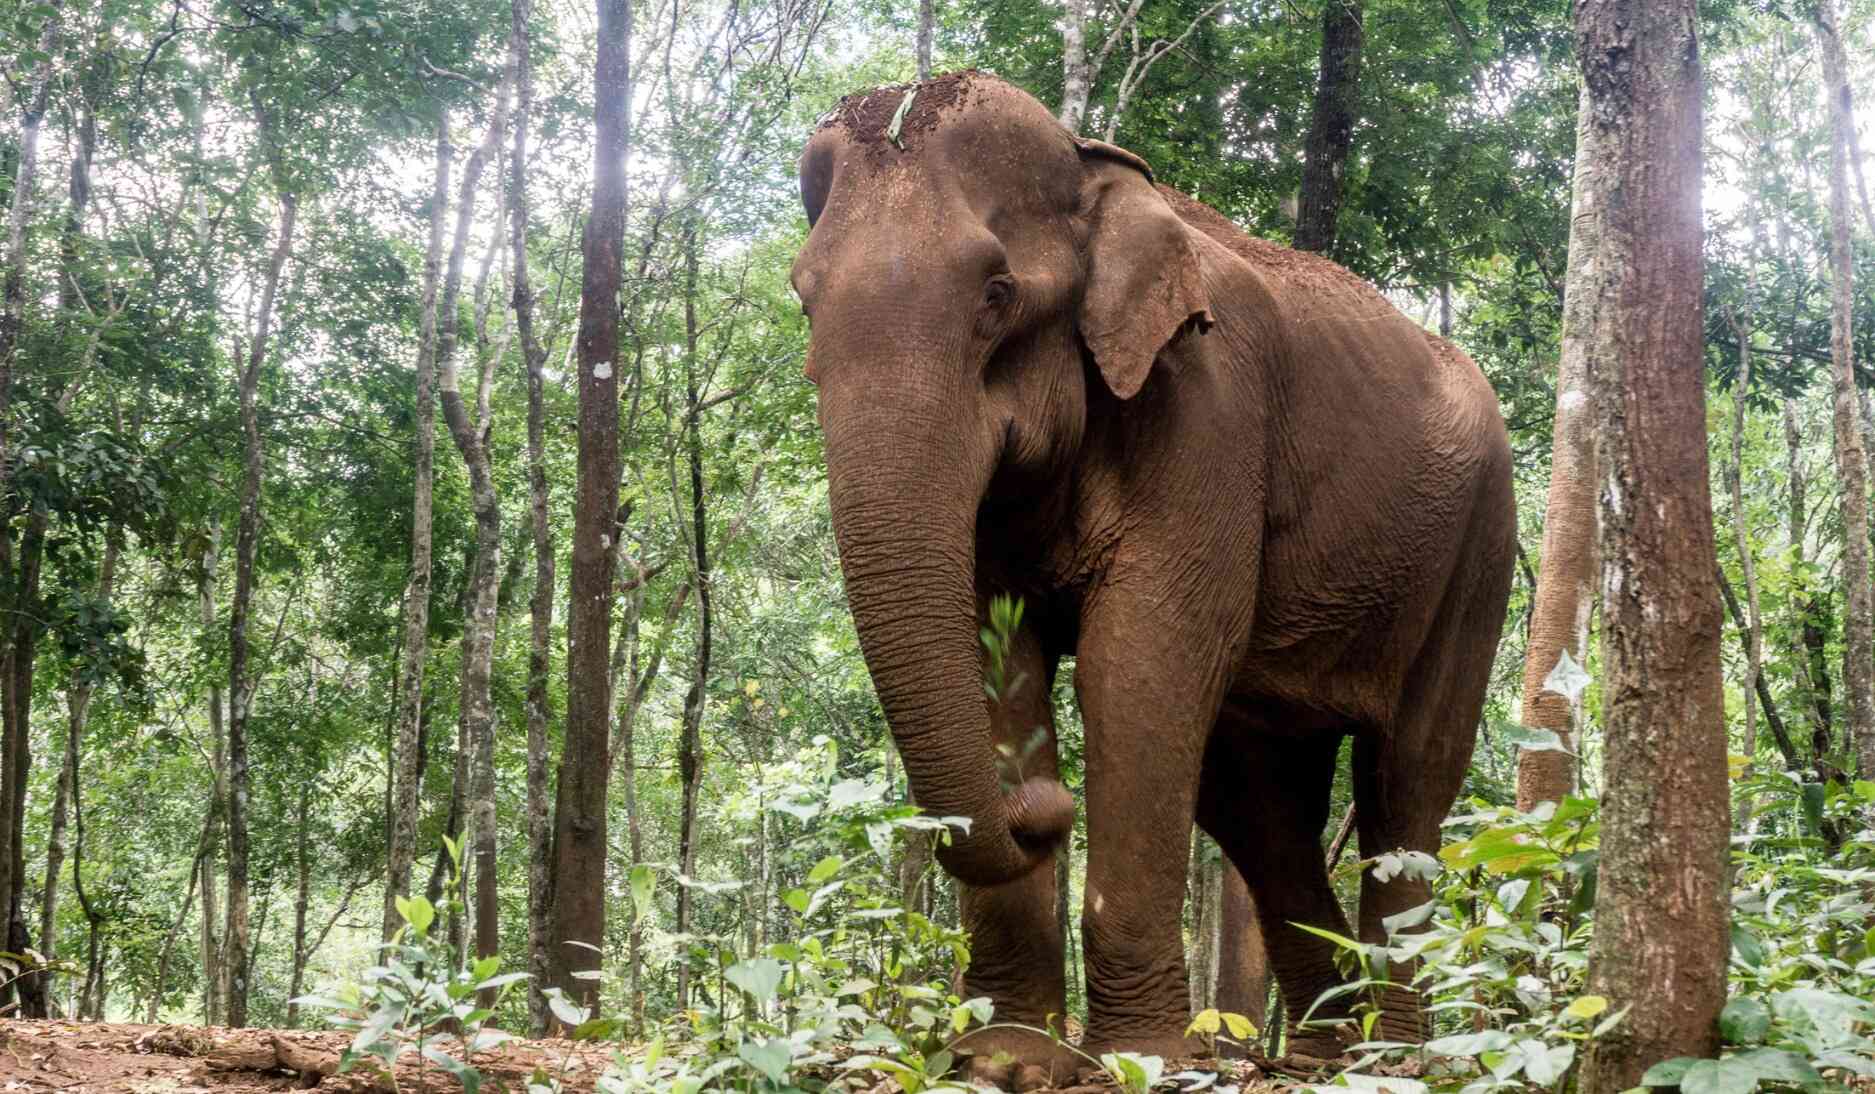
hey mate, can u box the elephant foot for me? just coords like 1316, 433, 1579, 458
955, 1025, 1080, 1090
1282, 1019, 1359, 1065
1077, 1032, 1210, 1075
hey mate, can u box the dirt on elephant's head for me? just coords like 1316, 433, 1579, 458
817, 68, 985, 160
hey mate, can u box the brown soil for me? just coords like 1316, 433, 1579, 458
0, 1019, 614, 1093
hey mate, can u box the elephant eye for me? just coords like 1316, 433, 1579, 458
983, 274, 1016, 310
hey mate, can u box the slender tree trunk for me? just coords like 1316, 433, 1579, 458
226, 100, 299, 1027
1574, 3, 1728, 1088
386, 120, 450, 943
40, 530, 118, 992
1815, 0, 1875, 783
0, 32, 58, 981
433, 81, 513, 989
508, 0, 557, 1032
287, 784, 311, 1027
916, 0, 935, 80
1727, 309, 1764, 757
0, 6, 56, 512
674, 225, 713, 1011
1517, 352, 1596, 809
1058, 0, 1091, 132
197, 529, 225, 1025
1214, 865, 1270, 1051
551, 0, 632, 1010
1293, 0, 1363, 254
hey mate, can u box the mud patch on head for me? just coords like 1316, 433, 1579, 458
817, 69, 986, 161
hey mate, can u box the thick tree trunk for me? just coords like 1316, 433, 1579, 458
385, 120, 450, 943
508, 0, 557, 1032
1574, 3, 1728, 1089
551, 0, 631, 1011
433, 82, 512, 988
226, 101, 299, 1026
1293, 0, 1363, 254
1815, 0, 1875, 783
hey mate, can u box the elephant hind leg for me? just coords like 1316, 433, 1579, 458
1351, 569, 1504, 1043
1198, 728, 1355, 1059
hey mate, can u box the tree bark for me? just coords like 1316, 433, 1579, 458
1293, 0, 1363, 254
287, 784, 311, 1027
1574, 3, 1729, 1088
551, 0, 631, 1010
226, 98, 299, 1028
1815, 0, 1875, 783
916, 0, 935, 80
1058, 0, 1091, 133
508, 0, 557, 1032
0, 5, 57, 516
385, 118, 450, 943
1727, 309, 1764, 759
198, 528, 225, 1026
674, 224, 713, 1011
433, 80, 513, 990
1213, 865, 1270, 1051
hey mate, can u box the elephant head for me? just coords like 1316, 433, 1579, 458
791, 73, 1213, 887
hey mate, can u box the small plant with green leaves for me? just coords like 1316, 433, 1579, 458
294, 836, 528, 1093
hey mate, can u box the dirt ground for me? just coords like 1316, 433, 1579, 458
0, 1019, 1355, 1093
0, 1019, 618, 1093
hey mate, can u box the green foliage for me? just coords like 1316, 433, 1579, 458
294, 839, 526, 1092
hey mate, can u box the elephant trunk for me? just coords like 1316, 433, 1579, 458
821, 375, 1071, 889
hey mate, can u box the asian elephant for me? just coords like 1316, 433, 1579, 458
791, 72, 1514, 1078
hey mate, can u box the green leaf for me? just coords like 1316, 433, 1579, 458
1679, 1058, 1759, 1094
1731, 925, 1766, 969
1732, 1048, 1820, 1087
807, 855, 845, 884
725, 958, 786, 1003
1187, 1008, 1222, 1037
782, 888, 810, 915
545, 990, 588, 1030
1641, 1058, 1699, 1087
396, 895, 435, 936
1719, 997, 1771, 1045
1221, 1012, 1257, 1040
1566, 995, 1611, 1021
738, 1037, 793, 1084
630, 865, 656, 924
422, 1046, 481, 1094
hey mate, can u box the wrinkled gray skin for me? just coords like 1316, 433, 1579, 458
792, 73, 1514, 1080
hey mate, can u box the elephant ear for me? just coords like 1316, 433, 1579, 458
1074, 139, 1213, 400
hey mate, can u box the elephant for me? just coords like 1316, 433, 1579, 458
791, 72, 1515, 1078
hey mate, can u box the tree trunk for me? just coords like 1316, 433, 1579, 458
287, 784, 311, 1027
385, 118, 450, 943
0, 6, 56, 515
508, 0, 557, 1032
1815, 0, 1875, 783
675, 225, 713, 1011
916, 0, 935, 80
1214, 865, 1269, 1049
198, 529, 225, 1026
40, 529, 118, 993
1727, 309, 1764, 759
551, 0, 632, 1010
1516, 359, 1596, 810
1292, 0, 1363, 254
226, 98, 299, 1027
433, 82, 512, 990
1058, 0, 1091, 133
1574, 3, 1728, 1088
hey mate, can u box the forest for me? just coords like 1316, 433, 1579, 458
0, 0, 1873, 1091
